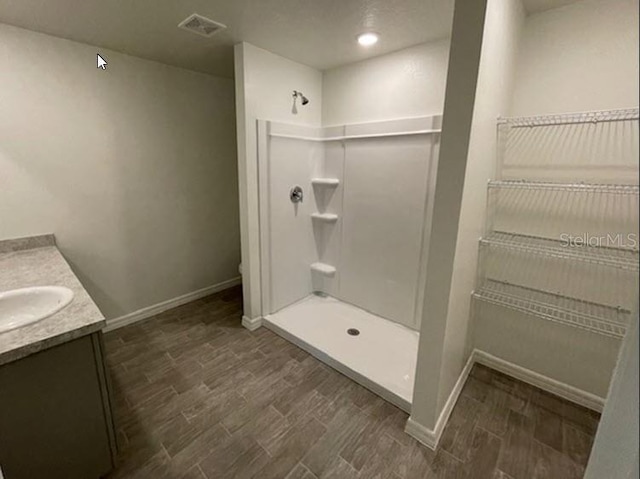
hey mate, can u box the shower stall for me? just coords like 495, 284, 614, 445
255, 116, 442, 410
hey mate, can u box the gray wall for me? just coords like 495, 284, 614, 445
0, 23, 241, 319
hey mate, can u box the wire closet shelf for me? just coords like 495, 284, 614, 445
473, 280, 629, 339
497, 108, 639, 128
480, 231, 639, 272
488, 180, 640, 195
475, 107, 639, 339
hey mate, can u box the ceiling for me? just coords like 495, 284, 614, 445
0, 0, 584, 79
0, 0, 454, 78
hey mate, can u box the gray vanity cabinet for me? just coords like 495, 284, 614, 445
0, 332, 117, 479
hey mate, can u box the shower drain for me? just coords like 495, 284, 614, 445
347, 328, 360, 336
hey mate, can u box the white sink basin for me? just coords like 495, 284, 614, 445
0, 286, 74, 333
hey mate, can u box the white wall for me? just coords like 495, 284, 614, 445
511, 0, 639, 115
322, 41, 450, 126
234, 43, 323, 321
437, 0, 525, 412
320, 42, 451, 329
0, 23, 240, 319
255, 122, 342, 313
264, 134, 322, 312
338, 120, 438, 330
409, 0, 489, 434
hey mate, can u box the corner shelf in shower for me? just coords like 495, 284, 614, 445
473, 279, 630, 338
311, 178, 340, 187
311, 213, 339, 223
311, 262, 336, 277
480, 231, 639, 271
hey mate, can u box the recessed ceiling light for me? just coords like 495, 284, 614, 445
357, 32, 379, 47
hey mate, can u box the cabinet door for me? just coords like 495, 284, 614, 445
0, 334, 114, 479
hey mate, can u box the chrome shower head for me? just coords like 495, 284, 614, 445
293, 90, 310, 106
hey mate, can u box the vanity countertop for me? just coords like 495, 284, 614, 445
0, 235, 105, 366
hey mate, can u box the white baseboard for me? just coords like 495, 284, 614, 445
405, 348, 604, 451
432, 352, 476, 444
405, 352, 475, 450
405, 417, 437, 449
104, 277, 242, 332
242, 315, 263, 331
472, 349, 605, 412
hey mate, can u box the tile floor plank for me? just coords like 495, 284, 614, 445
104, 286, 598, 478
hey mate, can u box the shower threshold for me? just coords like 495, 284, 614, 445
263, 294, 419, 412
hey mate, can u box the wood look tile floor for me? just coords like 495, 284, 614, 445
104, 286, 599, 479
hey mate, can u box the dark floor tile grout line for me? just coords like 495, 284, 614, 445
159, 442, 172, 461
217, 420, 232, 438
477, 424, 504, 441
382, 429, 406, 447
267, 403, 287, 420
440, 444, 468, 465
531, 434, 583, 464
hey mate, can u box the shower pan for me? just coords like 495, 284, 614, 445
255, 116, 442, 410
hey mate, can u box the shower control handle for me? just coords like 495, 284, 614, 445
290, 186, 304, 203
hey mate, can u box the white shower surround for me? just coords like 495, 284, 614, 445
255, 115, 441, 406
257, 115, 441, 329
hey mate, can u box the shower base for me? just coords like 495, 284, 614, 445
263, 294, 419, 412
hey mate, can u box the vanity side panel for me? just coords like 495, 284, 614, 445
0, 334, 114, 479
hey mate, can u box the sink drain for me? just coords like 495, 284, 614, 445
347, 328, 360, 336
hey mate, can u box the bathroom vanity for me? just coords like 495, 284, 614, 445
0, 236, 116, 479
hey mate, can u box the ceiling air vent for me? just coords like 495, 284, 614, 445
178, 13, 227, 38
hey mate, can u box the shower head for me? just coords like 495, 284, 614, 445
293, 90, 310, 106
292, 90, 309, 115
